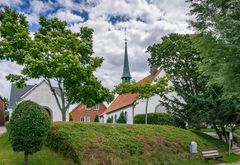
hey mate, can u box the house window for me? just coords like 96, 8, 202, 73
86, 105, 91, 111
81, 116, 90, 122
94, 104, 99, 110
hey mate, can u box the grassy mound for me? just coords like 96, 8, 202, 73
47, 123, 225, 165
0, 133, 67, 165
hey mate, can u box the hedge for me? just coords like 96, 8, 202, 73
134, 113, 185, 128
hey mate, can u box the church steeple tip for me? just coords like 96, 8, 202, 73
121, 30, 132, 83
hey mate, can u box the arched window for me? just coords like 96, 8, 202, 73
43, 106, 53, 121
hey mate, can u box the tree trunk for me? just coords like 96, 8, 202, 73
132, 105, 135, 124
221, 125, 228, 143
145, 99, 149, 124
24, 152, 28, 165
213, 123, 223, 141
61, 110, 67, 121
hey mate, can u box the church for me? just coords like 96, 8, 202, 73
99, 38, 176, 124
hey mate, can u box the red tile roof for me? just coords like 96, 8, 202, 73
100, 69, 161, 116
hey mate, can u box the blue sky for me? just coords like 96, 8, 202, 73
0, 0, 193, 98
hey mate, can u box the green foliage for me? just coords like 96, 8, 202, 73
134, 113, 185, 128
147, 34, 207, 126
47, 122, 225, 165
114, 76, 170, 124
69, 113, 73, 121
0, 7, 113, 121
0, 133, 68, 165
147, 33, 240, 143
116, 112, 127, 124
114, 76, 170, 100
188, 0, 240, 99
106, 117, 113, 123
9, 101, 50, 164
4, 111, 9, 121
94, 115, 99, 122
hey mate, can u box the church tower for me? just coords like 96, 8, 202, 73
121, 35, 132, 83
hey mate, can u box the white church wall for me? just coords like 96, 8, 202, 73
21, 81, 66, 122
102, 106, 133, 124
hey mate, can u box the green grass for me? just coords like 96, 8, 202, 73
222, 153, 240, 163
171, 160, 210, 165
171, 153, 240, 165
0, 133, 67, 165
47, 122, 226, 165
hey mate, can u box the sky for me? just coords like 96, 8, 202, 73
0, 0, 193, 99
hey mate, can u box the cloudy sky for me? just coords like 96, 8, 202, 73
0, 0, 193, 99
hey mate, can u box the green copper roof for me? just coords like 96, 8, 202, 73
121, 40, 132, 82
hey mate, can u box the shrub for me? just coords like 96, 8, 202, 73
107, 117, 113, 123
94, 115, 99, 122
9, 100, 50, 165
116, 111, 127, 123
4, 110, 9, 121
134, 113, 185, 128
69, 113, 73, 121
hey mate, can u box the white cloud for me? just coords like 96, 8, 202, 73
0, 0, 22, 6
0, 0, 194, 98
25, 0, 52, 24
0, 61, 22, 98
49, 9, 83, 23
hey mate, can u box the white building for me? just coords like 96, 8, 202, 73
99, 69, 175, 124
8, 80, 72, 122
99, 39, 176, 124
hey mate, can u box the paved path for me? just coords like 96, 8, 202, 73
216, 162, 240, 165
0, 126, 6, 135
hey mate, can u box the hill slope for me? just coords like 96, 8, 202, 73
47, 123, 225, 165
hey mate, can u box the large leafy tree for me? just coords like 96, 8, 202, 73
147, 33, 240, 141
147, 33, 207, 126
114, 76, 170, 124
187, 0, 240, 99
0, 7, 113, 121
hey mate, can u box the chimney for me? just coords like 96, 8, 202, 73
150, 65, 158, 76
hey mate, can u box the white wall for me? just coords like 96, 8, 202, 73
21, 81, 67, 122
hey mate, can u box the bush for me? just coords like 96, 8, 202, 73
4, 110, 9, 121
9, 101, 50, 165
69, 113, 73, 121
107, 117, 113, 123
134, 113, 185, 128
94, 115, 99, 122
116, 111, 127, 123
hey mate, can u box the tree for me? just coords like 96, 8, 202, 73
0, 7, 113, 121
106, 117, 113, 123
147, 33, 240, 142
114, 76, 170, 124
116, 112, 127, 123
94, 115, 99, 122
187, 0, 240, 99
147, 33, 207, 126
8, 101, 50, 165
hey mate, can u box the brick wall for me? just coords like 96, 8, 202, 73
71, 103, 106, 122
0, 98, 5, 126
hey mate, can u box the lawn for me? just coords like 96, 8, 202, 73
0, 133, 67, 165
47, 122, 226, 165
172, 154, 240, 165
